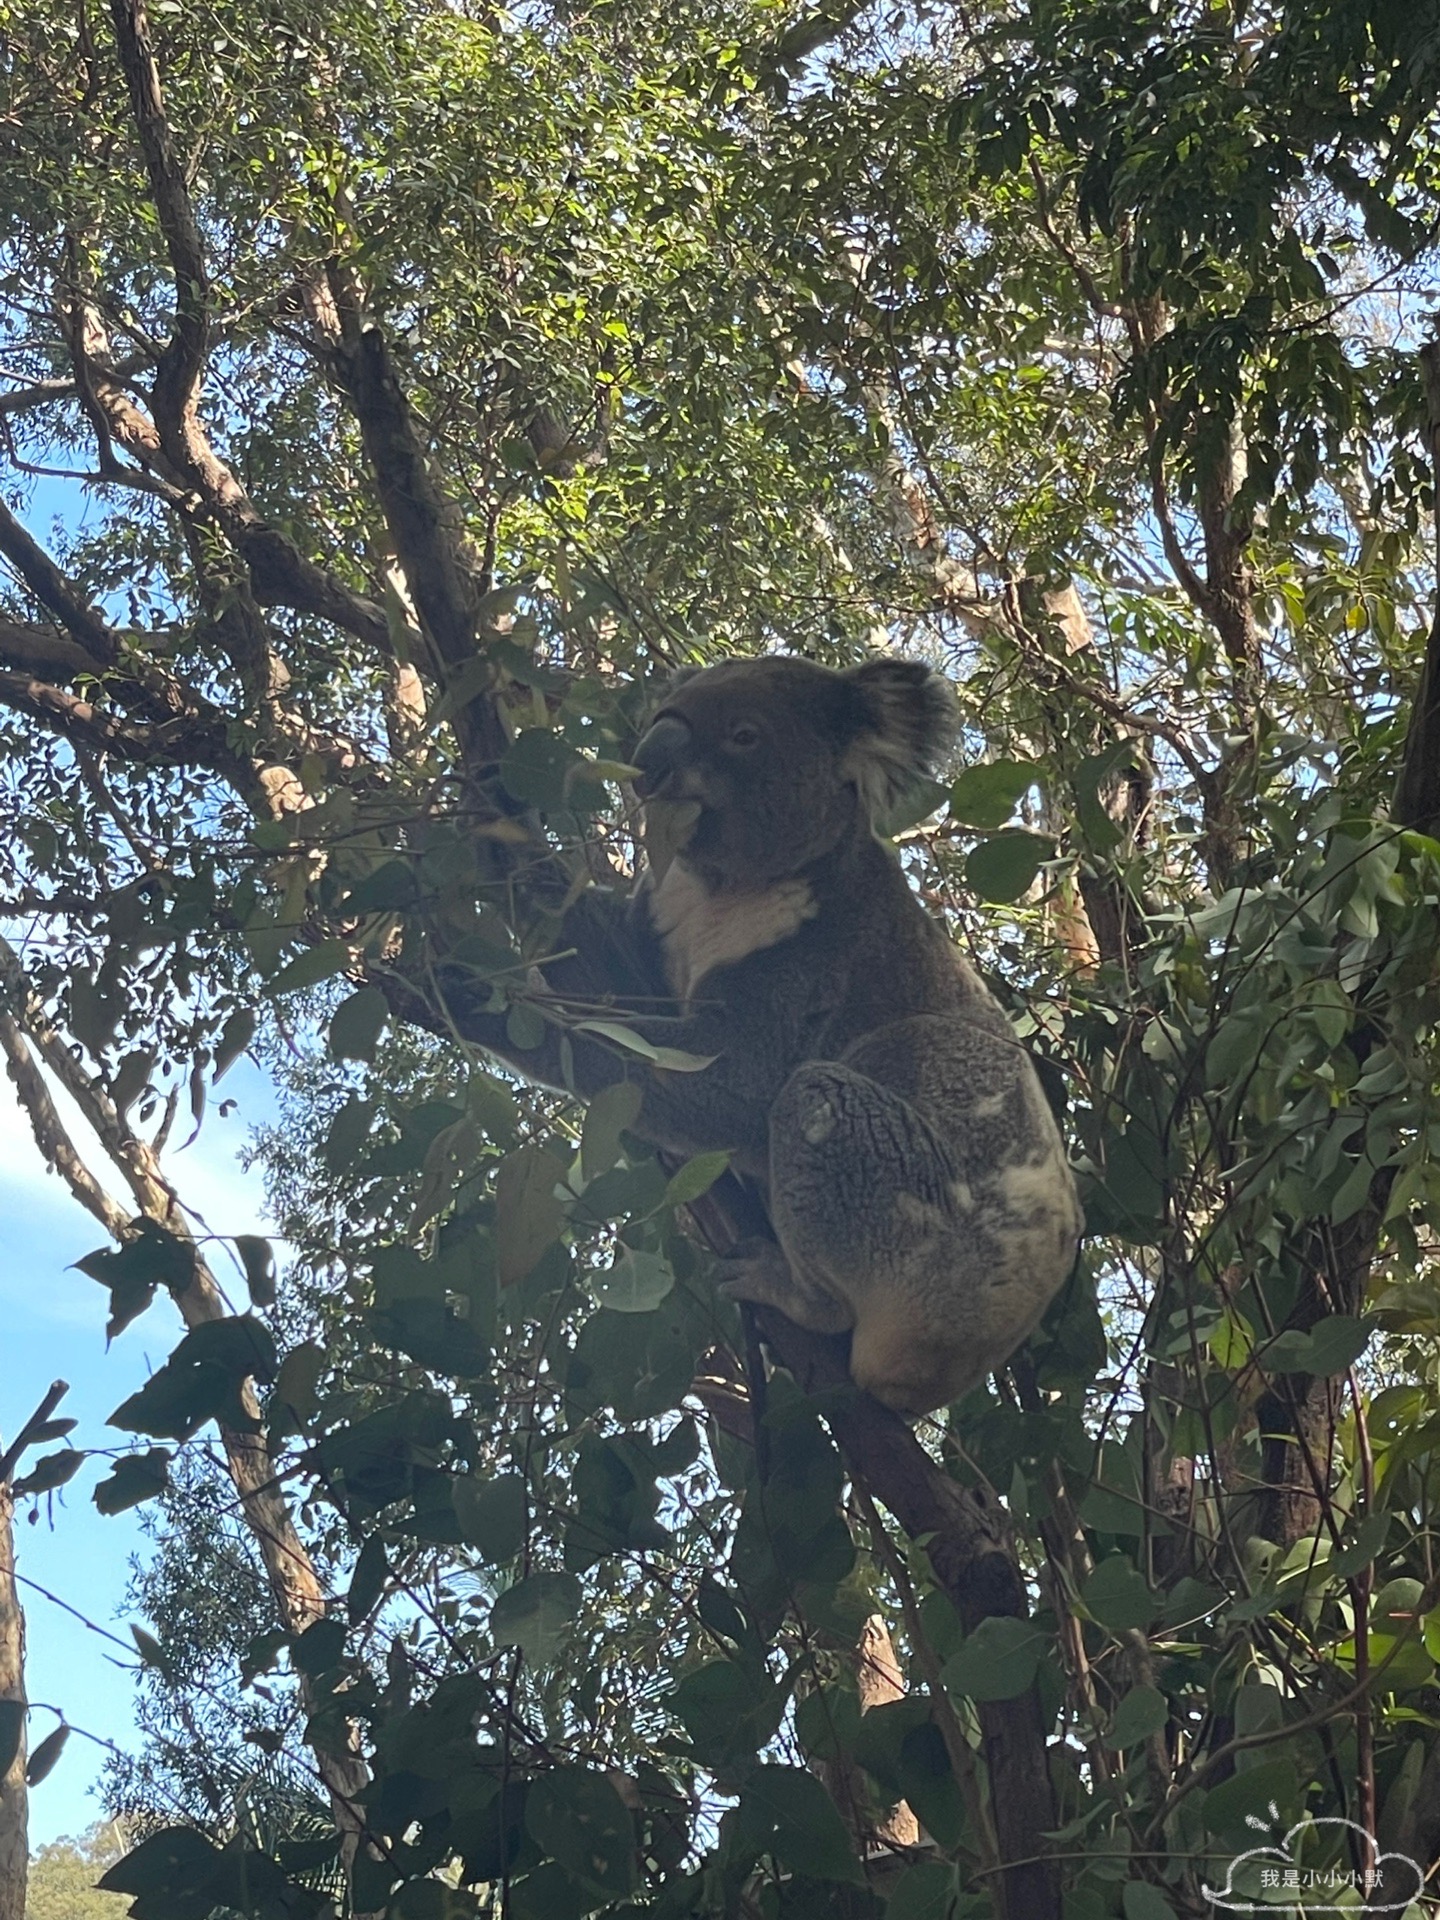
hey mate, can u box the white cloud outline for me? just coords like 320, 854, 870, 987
1203, 1814, 1424, 1913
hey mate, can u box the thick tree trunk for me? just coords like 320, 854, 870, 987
0, 1487, 27, 1920
1255, 1216, 1376, 1548
1393, 335, 1440, 834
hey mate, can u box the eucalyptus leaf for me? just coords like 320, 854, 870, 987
490, 1571, 582, 1663
494, 1144, 567, 1288
964, 830, 1053, 903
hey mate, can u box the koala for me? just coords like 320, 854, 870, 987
442, 654, 1082, 1416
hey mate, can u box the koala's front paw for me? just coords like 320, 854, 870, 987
716, 1239, 853, 1335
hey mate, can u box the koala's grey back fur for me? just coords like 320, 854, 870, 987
444, 652, 1082, 1416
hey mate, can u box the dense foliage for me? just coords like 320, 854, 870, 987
4, 0, 1440, 1915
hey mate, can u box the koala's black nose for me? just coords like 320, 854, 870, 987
632, 713, 693, 797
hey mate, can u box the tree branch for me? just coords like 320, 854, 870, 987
61, 291, 397, 658
0, 668, 259, 796
106, 0, 210, 447
0, 1383, 70, 1489
0, 1016, 130, 1239
0, 500, 117, 665
327, 293, 507, 763
0, 618, 101, 680
0, 375, 81, 417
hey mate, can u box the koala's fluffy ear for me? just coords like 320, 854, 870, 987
842, 657, 960, 818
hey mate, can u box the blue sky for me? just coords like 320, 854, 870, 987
2, 1056, 276, 1845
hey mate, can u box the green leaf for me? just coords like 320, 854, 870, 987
264, 939, 350, 995
1083, 1555, 1155, 1632
1092, 1124, 1168, 1240
1328, 1513, 1390, 1580
93, 1448, 171, 1515
1201, 1759, 1299, 1839
942, 1616, 1048, 1701
580, 1081, 643, 1179
465, 1069, 520, 1144
592, 1245, 674, 1312
642, 797, 701, 880
495, 1144, 568, 1289
849, 1694, 925, 1795
964, 830, 1053, 903
323, 1093, 374, 1173
884, 1860, 958, 1920
109, 1047, 154, 1116
525, 1769, 636, 1899
108, 1316, 278, 1440
453, 1473, 528, 1562
1076, 1442, 1145, 1533
344, 859, 418, 912
235, 1234, 277, 1309
1264, 1314, 1374, 1376
291, 1616, 346, 1676
10, 1450, 83, 1498
1121, 1883, 1175, 1920
371, 1293, 490, 1379
505, 1001, 547, 1051
1074, 742, 1144, 853
949, 758, 1037, 829
74, 1223, 197, 1338
1208, 1307, 1254, 1369
1105, 1684, 1169, 1750
1329, 1153, 1377, 1223
795, 1684, 861, 1765
329, 986, 388, 1063
23, 1419, 76, 1445
97, 1828, 225, 1903
346, 1535, 388, 1626
131, 1625, 167, 1671
1204, 1009, 1267, 1088
213, 1007, 257, 1080
1331, 1627, 1434, 1690
570, 1159, 669, 1227
272, 1340, 325, 1426
568, 1301, 699, 1422
490, 1571, 582, 1663
574, 1019, 715, 1071
25, 1723, 68, 1786
501, 728, 578, 808
662, 1149, 731, 1208
897, 1721, 965, 1850
670, 1660, 785, 1769
734, 1765, 863, 1884
1306, 1312, 1376, 1374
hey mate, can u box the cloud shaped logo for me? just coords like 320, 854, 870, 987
1203, 1811, 1424, 1913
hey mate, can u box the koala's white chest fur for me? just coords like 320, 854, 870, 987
649, 859, 817, 1005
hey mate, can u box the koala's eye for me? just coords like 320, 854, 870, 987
727, 722, 761, 750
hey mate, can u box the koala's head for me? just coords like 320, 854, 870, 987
632, 654, 958, 883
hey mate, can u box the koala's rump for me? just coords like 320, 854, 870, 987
824, 1008, 1080, 1411
838, 1004, 1043, 1175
